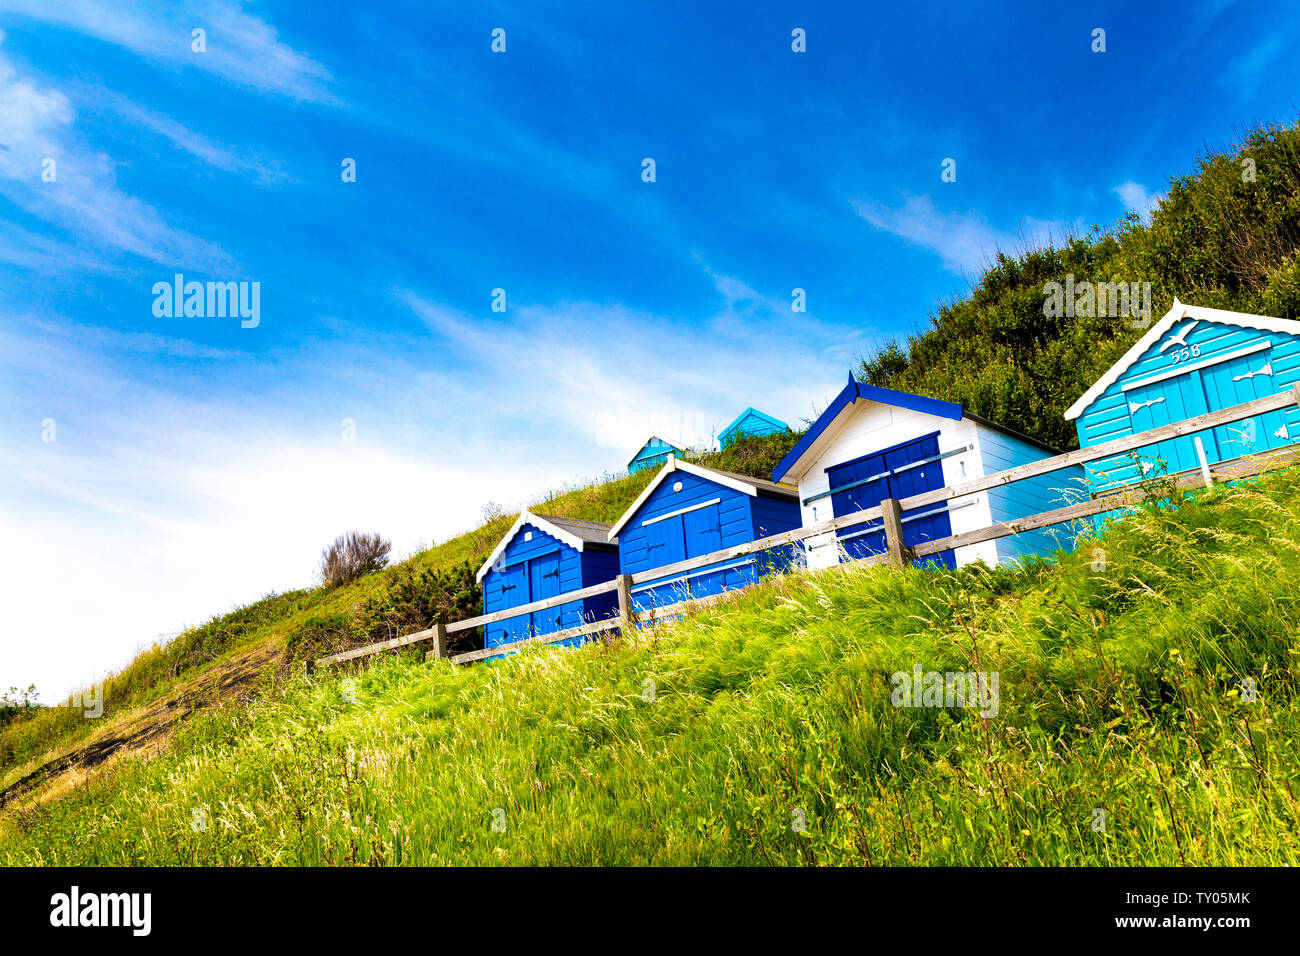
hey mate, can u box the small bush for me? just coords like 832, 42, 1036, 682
320, 531, 391, 588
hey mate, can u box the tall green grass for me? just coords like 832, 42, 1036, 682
0, 466, 663, 789
5, 466, 1298, 865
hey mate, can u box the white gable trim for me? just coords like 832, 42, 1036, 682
1064, 299, 1300, 420
785, 395, 958, 483
607, 457, 763, 540
642, 497, 722, 526
475, 511, 589, 582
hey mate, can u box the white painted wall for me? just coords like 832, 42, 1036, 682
787, 399, 998, 569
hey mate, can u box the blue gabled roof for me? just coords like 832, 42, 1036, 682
719, 406, 789, 443
770, 374, 963, 483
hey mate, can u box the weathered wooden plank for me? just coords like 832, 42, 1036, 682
450, 617, 621, 664
616, 573, 633, 628
446, 578, 619, 633
897, 389, 1299, 514
911, 445, 1299, 557
626, 506, 882, 587
629, 591, 730, 624
430, 621, 448, 659
880, 498, 906, 567
315, 625, 440, 667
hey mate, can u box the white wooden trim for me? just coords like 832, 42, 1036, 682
608, 456, 790, 539
642, 497, 722, 526
673, 458, 766, 497
475, 510, 591, 582
607, 458, 677, 540
1063, 299, 1300, 420
1119, 341, 1271, 392
1194, 436, 1213, 488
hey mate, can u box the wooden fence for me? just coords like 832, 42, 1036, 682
312, 386, 1300, 672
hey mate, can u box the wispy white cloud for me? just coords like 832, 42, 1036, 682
28, 316, 245, 359
1222, 34, 1288, 98
851, 194, 1079, 276
0, 0, 335, 103
0, 219, 117, 271
399, 284, 865, 455
0, 33, 228, 269
1114, 181, 1164, 221
95, 91, 290, 183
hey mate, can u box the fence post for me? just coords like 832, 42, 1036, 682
431, 621, 448, 659
1193, 436, 1213, 488
881, 498, 906, 568
616, 574, 634, 630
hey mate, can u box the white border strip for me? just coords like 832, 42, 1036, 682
1120, 341, 1271, 392
1064, 300, 1300, 420
642, 497, 722, 527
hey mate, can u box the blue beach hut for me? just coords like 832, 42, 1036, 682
771, 375, 1083, 570
476, 512, 621, 652
627, 436, 684, 473
719, 407, 790, 448
1064, 300, 1300, 494
607, 457, 802, 613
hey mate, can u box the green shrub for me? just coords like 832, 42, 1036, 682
287, 613, 360, 659
863, 117, 1300, 451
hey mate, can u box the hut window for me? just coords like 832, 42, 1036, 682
524, 531, 532, 541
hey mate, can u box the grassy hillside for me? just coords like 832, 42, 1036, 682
0, 438, 800, 804
862, 118, 1300, 450
0, 467, 647, 799
5, 463, 1299, 865
8, 121, 1300, 864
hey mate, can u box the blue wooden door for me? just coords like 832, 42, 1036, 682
827, 451, 890, 558
885, 438, 955, 569
1124, 374, 1214, 478
827, 433, 954, 568
683, 504, 726, 596
646, 515, 686, 565
1200, 350, 1291, 459
637, 516, 687, 610
528, 552, 563, 636
494, 562, 529, 646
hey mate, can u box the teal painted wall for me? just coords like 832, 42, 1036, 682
629, 437, 682, 473
1075, 318, 1300, 495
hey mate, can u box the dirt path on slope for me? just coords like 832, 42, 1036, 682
0, 644, 282, 810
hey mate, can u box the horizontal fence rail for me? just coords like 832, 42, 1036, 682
445, 578, 620, 634
314, 388, 1300, 672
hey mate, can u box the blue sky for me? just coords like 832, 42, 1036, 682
2, 0, 1297, 697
